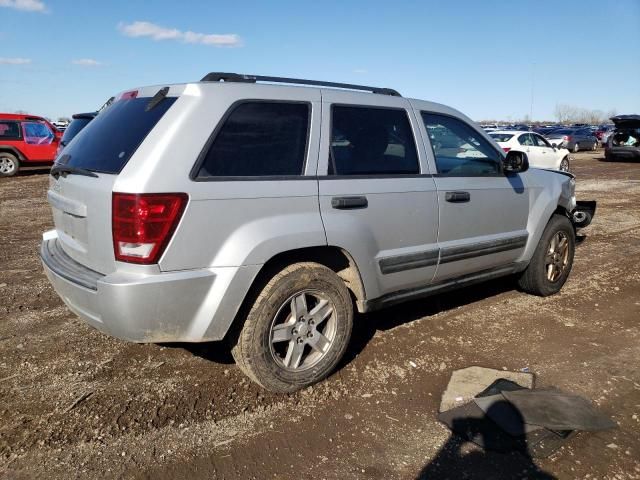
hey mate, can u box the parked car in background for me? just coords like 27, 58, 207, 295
0, 113, 61, 176
533, 126, 562, 136
57, 112, 97, 156
41, 72, 595, 392
52, 121, 69, 131
545, 128, 598, 153
595, 124, 615, 145
489, 130, 571, 171
604, 115, 640, 162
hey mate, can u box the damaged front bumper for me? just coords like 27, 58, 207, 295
572, 200, 596, 229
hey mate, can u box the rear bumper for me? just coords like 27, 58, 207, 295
41, 233, 260, 343
605, 147, 640, 161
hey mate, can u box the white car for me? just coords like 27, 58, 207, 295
489, 130, 571, 172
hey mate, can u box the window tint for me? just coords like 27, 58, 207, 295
60, 96, 177, 174
518, 133, 535, 146
421, 113, 501, 176
329, 106, 419, 175
23, 122, 54, 145
0, 121, 21, 139
197, 102, 309, 178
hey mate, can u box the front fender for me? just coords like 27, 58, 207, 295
520, 170, 575, 262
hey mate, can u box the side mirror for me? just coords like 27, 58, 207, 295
551, 142, 557, 148
503, 150, 529, 173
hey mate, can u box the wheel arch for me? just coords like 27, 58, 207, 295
223, 245, 366, 345
0, 145, 25, 161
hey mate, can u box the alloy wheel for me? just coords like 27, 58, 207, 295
545, 232, 570, 282
0, 156, 16, 175
269, 290, 337, 371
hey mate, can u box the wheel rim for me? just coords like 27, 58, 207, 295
0, 156, 16, 174
560, 159, 569, 171
573, 144, 579, 153
545, 232, 570, 282
269, 290, 337, 371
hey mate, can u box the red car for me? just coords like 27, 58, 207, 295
0, 113, 62, 177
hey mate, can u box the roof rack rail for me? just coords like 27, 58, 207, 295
200, 72, 401, 97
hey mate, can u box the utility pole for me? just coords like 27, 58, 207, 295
530, 63, 536, 121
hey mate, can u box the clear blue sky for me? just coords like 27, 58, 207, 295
1, 0, 639, 121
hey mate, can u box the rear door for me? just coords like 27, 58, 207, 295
318, 91, 439, 299
530, 133, 556, 168
418, 111, 530, 282
48, 93, 178, 274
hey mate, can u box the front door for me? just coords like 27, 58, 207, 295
317, 91, 439, 300
419, 112, 530, 282
20, 121, 58, 161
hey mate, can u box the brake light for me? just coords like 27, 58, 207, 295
112, 193, 188, 264
502, 147, 511, 153
120, 90, 138, 100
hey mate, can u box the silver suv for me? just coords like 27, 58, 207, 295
41, 73, 594, 392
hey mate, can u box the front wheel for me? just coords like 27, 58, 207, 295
572, 143, 579, 153
518, 214, 575, 296
592, 141, 598, 151
559, 157, 570, 172
231, 262, 353, 393
0, 152, 19, 177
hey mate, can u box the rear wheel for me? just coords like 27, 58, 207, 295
231, 262, 353, 393
0, 152, 19, 177
559, 157, 570, 172
518, 214, 575, 296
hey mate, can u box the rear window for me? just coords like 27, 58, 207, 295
61, 117, 93, 146
489, 133, 514, 142
58, 96, 176, 174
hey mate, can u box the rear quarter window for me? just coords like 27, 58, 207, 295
195, 101, 310, 178
58, 96, 176, 174
0, 121, 21, 140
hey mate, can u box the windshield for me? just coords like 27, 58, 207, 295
489, 133, 514, 142
58, 96, 176, 174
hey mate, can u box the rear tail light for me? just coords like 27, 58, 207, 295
112, 193, 188, 264
502, 147, 511, 153
564, 135, 571, 141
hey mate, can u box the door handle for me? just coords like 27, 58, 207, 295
331, 196, 368, 209
445, 191, 470, 203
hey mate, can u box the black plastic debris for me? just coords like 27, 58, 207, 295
502, 389, 617, 431
438, 374, 616, 458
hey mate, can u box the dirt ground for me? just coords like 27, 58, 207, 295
1, 151, 639, 480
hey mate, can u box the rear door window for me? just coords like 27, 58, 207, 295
329, 106, 419, 175
58, 96, 176, 174
196, 102, 310, 178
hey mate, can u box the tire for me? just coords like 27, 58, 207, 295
559, 157, 570, 172
572, 143, 579, 153
231, 262, 353, 393
0, 152, 19, 177
517, 214, 575, 297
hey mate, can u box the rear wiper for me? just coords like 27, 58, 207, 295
51, 164, 99, 179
